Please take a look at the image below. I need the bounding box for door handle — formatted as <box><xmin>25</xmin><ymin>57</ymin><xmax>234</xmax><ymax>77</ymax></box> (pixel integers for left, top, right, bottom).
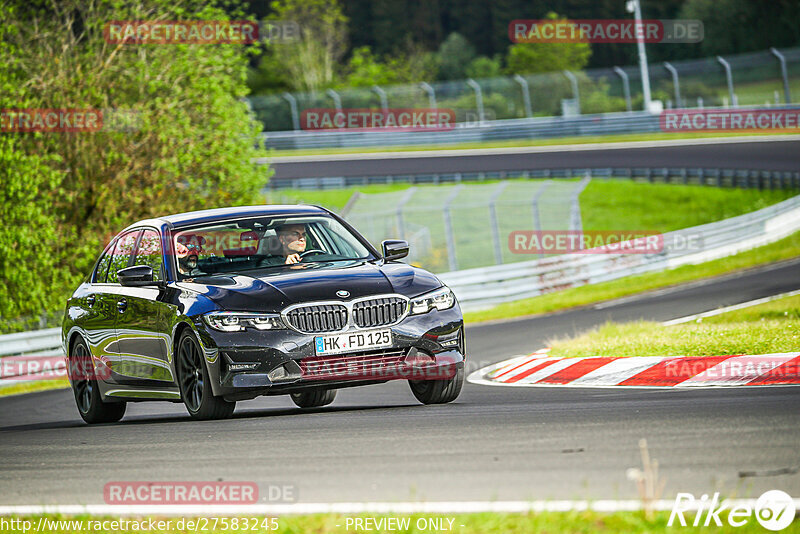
<box><xmin>86</xmin><ymin>295</ymin><xmax>96</xmax><ymax>307</ymax></box>
<box><xmin>117</xmin><ymin>298</ymin><xmax>127</xmax><ymax>313</ymax></box>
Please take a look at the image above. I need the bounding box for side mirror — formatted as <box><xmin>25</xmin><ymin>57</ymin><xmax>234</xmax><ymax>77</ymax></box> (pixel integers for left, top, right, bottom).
<box><xmin>118</xmin><ymin>265</ymin><xmax>159</xmax><ymax>287</ymax></box>
<box><xmin>381</xmin><ymin>239</ymin><xmax>409</xmax><ymax>261</ymax></box>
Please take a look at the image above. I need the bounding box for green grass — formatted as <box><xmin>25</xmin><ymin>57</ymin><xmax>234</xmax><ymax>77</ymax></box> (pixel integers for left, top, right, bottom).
<box><xmin>548</xmin><ymin>294</ymin><xmax>800</xmax><ymax>358</ymax></box>
<box><xmin>0</xmin><ymin>379</ymin><xmax>69</xmax><ymax>398</ymax></box>
<box><xmin>265</xmin><ymin>130</ymin><xmax>796</xmax><ymax>157</ymax></box>
<box><xmin>1</xmin><ymin>512</ymin><xmax>794</xmax><ymax>533</ymax></box>
<box><xmin>464</xmin><ymin>230</ymin><xmax>800</xmax><ymax>323</ymax></box>
<box><xmin>268</xmin><ymin>179</ymin><xmax>796</xmax><ymax>229</ymax></box>
<box><xmin>580</xmin><ymin>181</ymin><xmax>795</xmax><ymax>232</ymax></box>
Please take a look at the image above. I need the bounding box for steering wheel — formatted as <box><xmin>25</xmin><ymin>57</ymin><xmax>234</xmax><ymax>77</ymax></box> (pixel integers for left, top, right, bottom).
<box><xmin>299</xmin><ymin>249</ymin><xmax>326</xmax><ymax>259</ymax></box>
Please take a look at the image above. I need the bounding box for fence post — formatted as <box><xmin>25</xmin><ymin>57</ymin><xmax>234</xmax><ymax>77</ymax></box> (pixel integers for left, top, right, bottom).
<box><xmin>326</xmin><ymin>89</ymin><xmax>342</xmax><ymax>112</ymax></box>
<box><xmin>466</xmin><ymin>79</ymin><xmax>485</xmax><ymax>123</ymax></box>
<box><xmin>770</xmin><ymin>48</ymin><xmax>792</xmax><ymax>104</ymax></box>
<box><xmin>563</xmin><ymin>70</ymin><xmax>580</xmax><ymax>113</ymax></box>
<box><xmin>513</xmin><ymin>74</ymin><xmax>533</xmax><ymax>117</ymax></box>
<box><xmin>395</xmin><ymin>187</ymin><xmax>417</xmax><ymax>240</ymax></box>
<box><xmin>489</xmin><ymin>182</ymin><xmax>510</xmax><ymax>265</ymax></box>
<box><xmin>663</xmin><ymin>62</ymin><xmax>682</xmax><ymax>108</ymax></box>
<box><xmin>419</xmin><ymin>82</ymin><xmax>437</xmax><ymax>110</ymax></box>
<box><xmin>442</xmin><ymin>185</ymin><xmax>464</xmax><ymax>271</ymax></box>
<box><xmin>371</xmin><ymin>85</ymin><xmax>389</xmax><ymax>114</ymax></box>
<box><xmin>716</xmin><ymin>56</ymin><xmax>737</xmax><ymax>107</ymax></box>
<box><xmin>282</xmin><ymin>92</ymin><xmax>300</xmax><ymax>131</ymax></box>
<box><xmin>613</xmin><ymin>67</ymin><xmax>632</xmax><ymax>112</ymax></box>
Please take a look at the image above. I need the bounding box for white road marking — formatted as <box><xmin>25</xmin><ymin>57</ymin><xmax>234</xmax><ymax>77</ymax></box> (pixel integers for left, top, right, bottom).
<box><xmin>662</xmin><ymin>289</ymin><xmax>800</xmax><ymax>325</ymax></box>
<box><xmin>3</xmin><ymin>498</ymin><xmax>798</xmax><ymax>515</ymax></box>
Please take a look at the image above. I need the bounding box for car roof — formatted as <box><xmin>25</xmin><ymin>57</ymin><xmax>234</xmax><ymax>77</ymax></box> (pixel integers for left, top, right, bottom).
<box><xmin>124</xmin><ymin>205</ymin><xmax>330</xmax><ymax>231</ymax></box>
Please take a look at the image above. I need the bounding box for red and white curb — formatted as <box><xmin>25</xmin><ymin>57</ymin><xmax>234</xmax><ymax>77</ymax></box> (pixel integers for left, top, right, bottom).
<box><xmin>468</xmin><ymin>349</ymin><xmax>800</xmax><ymax>388</ymax></box>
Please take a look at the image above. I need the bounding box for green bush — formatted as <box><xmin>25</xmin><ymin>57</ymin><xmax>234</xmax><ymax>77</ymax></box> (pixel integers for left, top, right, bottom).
<box><xmin>0</xmin><ymin>0</ymin><xmax>269</xmax><ymax>330</ymax></box>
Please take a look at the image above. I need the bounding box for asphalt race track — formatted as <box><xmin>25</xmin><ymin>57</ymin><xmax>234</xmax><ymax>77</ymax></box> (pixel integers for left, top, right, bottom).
<box><xmin>268</xmin><ymin>137</ymin><xmax>800</xmax><ymax>180</ymax></box>
<box><xmin>1</xmin><ymin>259</ymin><xmax>799</xmax><ymax>505</ymax></box>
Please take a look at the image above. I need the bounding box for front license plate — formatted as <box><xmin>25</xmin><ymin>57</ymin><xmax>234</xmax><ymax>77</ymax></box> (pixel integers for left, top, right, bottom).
<box><xmin>315</xmin><ymin>329</ymin><xmax>392</xmax><ymax>356</ymax></box>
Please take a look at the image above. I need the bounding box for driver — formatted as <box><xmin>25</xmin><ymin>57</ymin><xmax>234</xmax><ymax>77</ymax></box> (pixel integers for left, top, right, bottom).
<box><xmin>276</xmin><ymin>223</ymin><xmax>307</xmax><ymax>264</ymax></box>
<box><xmin>176</xmin><ymin>238</ymin><xmax>203</xmax><ymax>276</ymax></box>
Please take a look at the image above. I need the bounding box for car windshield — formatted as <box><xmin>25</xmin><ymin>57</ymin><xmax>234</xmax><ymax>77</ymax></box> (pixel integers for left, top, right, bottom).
<box><xmin>171</xmin><ymin>215</ymin><xmax>374</xmax><ymax>280</ymax></box>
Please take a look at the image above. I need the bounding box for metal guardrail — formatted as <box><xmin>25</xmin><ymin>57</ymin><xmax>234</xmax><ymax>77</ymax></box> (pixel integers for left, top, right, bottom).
<box><xmin>0</xmin><ymin>328</ymin><xmax>62</xmax><ymax>358</ymax></box>
<box><xmin>260</xmin><ymin>104</ymin><xmax>800</xmax><ymax>151</ymax></box>
<box><xmin>261</xmin><ymin>110</ymin><xmax>662</xmax><ymax>150</ymax></box>
<box><xmin>0</xmin><ymin>328</ymin><xmax>64</xmax><ymax>386</ymax></box>
<box><xmin>440</xmin><ymin>194</ymin><xmax>800</xmax><ymax>310</ymax></box>
<box><xmin>271</xmin><ymin>166</ymin><xmax>800</xmax><ymax>190</ymax></box>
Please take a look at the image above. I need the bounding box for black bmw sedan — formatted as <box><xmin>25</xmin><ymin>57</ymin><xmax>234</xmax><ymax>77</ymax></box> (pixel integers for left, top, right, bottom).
<box><xmin>62</xmin><ymin>205</ymin><xmax>465</xmax><ymax>423</ymax></box>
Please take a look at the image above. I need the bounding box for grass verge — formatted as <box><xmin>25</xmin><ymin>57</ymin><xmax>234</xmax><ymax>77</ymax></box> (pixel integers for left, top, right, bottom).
<box><xmin>265</xmin><ymin>131</ymin><xmax>797</xmax><ymax>157</ymax></box>
<box><xmin>267</xmin><ymin>179</ymin><xmax>796</xmax><ymax>232</ymax></box>
<box><xmin>548</xmin><ymin>294</ymin><xmax>800</xmax><ymax>358</ymax></box>
<box><xmin>0</xmin><ymin>512</ymin><xmax>791</xmax><ymax>533</ymax></box>
<box><xmin>464</xmin><ymin>230</ymin><xmax>800</xmax><ymax>324</ymax></box>
<box><xmin>0</xmin><ymin>379</ymin><xmax>69</xmax><ymax>398</ymax></box>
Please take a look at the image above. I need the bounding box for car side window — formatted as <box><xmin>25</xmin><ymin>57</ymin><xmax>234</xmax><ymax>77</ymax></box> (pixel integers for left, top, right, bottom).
<box><xmin>134</xmin><ymin>229</ymin><xmax>164</xmax><ymax>281</ymax></box>
<box><xmin>106</xmin><ymin>230</ymin><xmax>141</xmax><ymax>284</ymax></box>
<box><xmin>94</xmin><ymin>243</ymin><xmax>115</xmax><ymax>283</ymax></box>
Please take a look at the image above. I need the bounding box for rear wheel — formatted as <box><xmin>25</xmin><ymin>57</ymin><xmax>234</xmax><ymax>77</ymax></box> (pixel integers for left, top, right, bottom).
<box><xmin>70</xmin><ymin>338</ymin><xmax>126</xmax><ymax>424</ymax></box>
<box><xmin>177</xmin><ymin>330</ymin><xmax>236</xmax><ymax>420</ymax></box>
<box><xmin>409</xmin><ymin>365</ymin><xmax>464</xmax><ymax>405</ymax></box>
<box><xmin>291</xmin><ymin>388</ymin><xmax>337</xmax><ymax>408</ymax></box>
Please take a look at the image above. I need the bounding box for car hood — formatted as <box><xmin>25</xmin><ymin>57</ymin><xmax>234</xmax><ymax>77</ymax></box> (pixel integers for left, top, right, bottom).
<box><xmin>177</xmin><ymin>261</ymin><xmax>442</xmax><ymax>313</ymax></box>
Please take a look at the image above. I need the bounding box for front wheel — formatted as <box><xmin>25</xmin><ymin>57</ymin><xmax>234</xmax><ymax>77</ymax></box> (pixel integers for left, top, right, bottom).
<box><xmin>70</xmin><ymin>338</ymin><xmax>126</xmax><ymax>424</ymax></box>
<box><xmin>177</xmin><ymin>330</ymin><xmax>235</xmax><ymax>420</ymax></box>
<box><xmin>409</xmin><ymin>366</ymin><xmax>464</xmax><ymax>405</ymax></box>
<box><xmin>291</xmin><ymin>388</ymin><xmax>337</xmax><ymax>408</ymax></box>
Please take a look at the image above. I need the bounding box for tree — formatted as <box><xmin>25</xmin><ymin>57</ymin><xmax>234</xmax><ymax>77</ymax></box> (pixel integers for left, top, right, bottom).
<box><xmin>436</xmin><ymin>32</ymin><xmax>476</xmax><ymax>81</ymax></box>
<box><xmin>466</xmin><ymin>56</ymin><xmax>503</xmax><ymax>79</ymax></box>
<box><xmin>344</xmin><ymin>45</ymin><xmax>438</xmax><ymax>87</ymax></box>
<box><xmin>267</xmin><ymin>0</ymin><xmax>349</xmax><ymax>92</ymax></box>
<box><xmin>504</xmin><ymin>13</ymin><xmax>591</xmax><ymax>75</ymax></box>
<box><xmin>680</xmin><ymin>0</ymin><xmax>800</xmax><ymax>57</ymax></box>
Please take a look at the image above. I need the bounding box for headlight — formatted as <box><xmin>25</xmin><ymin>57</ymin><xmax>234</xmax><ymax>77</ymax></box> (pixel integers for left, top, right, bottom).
<box><xmin>203</xmin><ymin>312</ymin><xmax>286</xmax><ymax>332</ymax></box>
<box><xmin>409</xmin><ymin>286</ymin><xmax>456</xmax><ymax>315</ymax></box>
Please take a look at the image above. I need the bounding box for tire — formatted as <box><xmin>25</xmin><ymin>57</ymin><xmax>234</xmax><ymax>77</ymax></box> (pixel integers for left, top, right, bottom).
<box><xmin>409</xmin><ymin>365</ymin><xmax>464</xmax><ymax>405</ymax></box>
<box><xmin>177</xmin><ymin>330</ymin><xmax>236</xmax><ymax>420</ymax></box>
<box><xmin>70</xmin><ymin>338</ymin><xmax>126</xmax><ymax>424</ymax></box>
<box><xmin>291</xmin><ymin>388</ymin><xmax>337</xmax><ymax>408</ymax></box>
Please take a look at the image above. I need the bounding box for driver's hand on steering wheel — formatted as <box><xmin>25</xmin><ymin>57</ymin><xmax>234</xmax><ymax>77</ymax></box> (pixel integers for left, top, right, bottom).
<box><xmin>285</xmin><ymin>253</ymin><xmax>301</xmax><ymax>264</ymax></box>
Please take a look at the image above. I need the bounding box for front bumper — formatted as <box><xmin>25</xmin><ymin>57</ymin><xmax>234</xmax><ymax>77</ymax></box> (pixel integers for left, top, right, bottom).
<box><xmin>194</xmin><ymin>305</ymin><xmax>465</xmax><ymax>401</ymax></box>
